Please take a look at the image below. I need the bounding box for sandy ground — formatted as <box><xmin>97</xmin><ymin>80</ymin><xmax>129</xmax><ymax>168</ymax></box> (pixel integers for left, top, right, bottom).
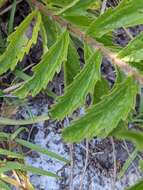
<box><xmin>19</xmin><ymin>102</ymin><xmax>141</xmax><ymax>190</ymax></box>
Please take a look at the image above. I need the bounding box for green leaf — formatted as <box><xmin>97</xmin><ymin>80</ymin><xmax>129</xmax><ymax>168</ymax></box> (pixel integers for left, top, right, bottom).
<box><xmin>63</xmin><ymin>15</ymin><xmax>93</xmax><ymax>29</ymax></box>
<box><xmin>13</xmin><ymin>30</ymin><xmax>69</xmax><ymax>98</ymax></box>
<box><xmin>118</xmin><ymin>32</ymin><xmax>143</xmax><ymax>62</ymax></box>
<box><xmin>0</xmin><ymin>180</ymin><xmax>11</xmax><ymax>190</ymax></box>
<box><xmin>15</xmin><ymin>139</ymin><xmax>68</xmax><ymax>163</ymax></box>
<box><xmin>58</xmin><ymin>0</ymin><xmax>94</xmax><ymax>15</ymax></box>
<box><xmin>0</xmin><ymin>148</ymin><xmax>23</xmax><ymax>159</ymax></box>
<box><xmin>50</xmin><ymin>50</ymin><xmax>102</xmax><ymax>120</ymax></box>
<box><xmin>62</xmin><ymin>77</ymin><xmax>138</xmax><ymax>143</ymax></box>
<box><xmin>93</xmin><ymin>76</ymin><xmax>110</xmax><ymax>104</ymax></box>
<box><xmin>126</xmin><ymin>179</ymin><xmax>143</xmax><ymax>190</ymax></box>
<box><xmin>0</xmin><ymin>11</ymin><xmax>41</xmax><ymax>75</ymax></box>
<box><xmin>87</xmin><ymin>0</ymin><xmax>143</xmax><ymax>38</ymax></box>
<box><xmin>0</xmin><ymin>162</ymin><xmax>59</xmax><ymax>178</ymax></box>
<box><xmin>0</xmin><ymin>115</ymin><xmax>49</xmax><ymax>125</ymax></box>
<box><xmin>64</xmin><ymin>40</ymin><xmax>80</xmax><ymax>86</ymax></box>
<box><xmin>41</xmin><ymin>14</ymin><xmax>59</xmax><ymax>48</ymax></box>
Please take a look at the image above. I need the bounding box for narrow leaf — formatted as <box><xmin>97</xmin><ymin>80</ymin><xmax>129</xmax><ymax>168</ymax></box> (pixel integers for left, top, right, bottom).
<box><xmin>64</xmin><ymin>40</ymin><xmax>80</xmax><ymax>86</ymax></box>
<box><xmin>87</xmin><ymin>0</ymin><xmax>143</xmax><ymax>38</ymax></box>
<box><xmin>0</xmin><ymin>11</ymin><xmax>41</xmax><ymax>74</ymax></box>
<box><xmin>15</xmin><ymin>139</ymin><xmax>68</xmax><ymax>163</ymax></box>
<box><xmin>0</xmin><ymin>162</ymin><xmax>59</xmax><ymax>178</ymax></box>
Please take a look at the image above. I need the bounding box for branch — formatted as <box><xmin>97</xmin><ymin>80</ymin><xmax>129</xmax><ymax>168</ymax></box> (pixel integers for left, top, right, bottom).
<box><xmin>30</xmin><ymin>0</ymin><xmax>143</xmax><ymax>85</ymax></box>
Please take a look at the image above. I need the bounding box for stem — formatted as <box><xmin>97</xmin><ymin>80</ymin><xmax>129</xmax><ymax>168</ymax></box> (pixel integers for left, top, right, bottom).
<box><xmin>29</xmin><ymin>0</ymin><xmax>143</xmax><ymax>85</ymax></box>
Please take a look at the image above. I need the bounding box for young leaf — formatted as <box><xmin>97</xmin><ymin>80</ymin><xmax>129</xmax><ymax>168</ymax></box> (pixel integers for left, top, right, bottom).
<box><xmin>50</xmin><ymin>50</ymin><xmax>102</xmax><ymax>120</ymax></box>
<box><xmin>0</xmin><ymin>162</ymin><xmax>59</xmax><ymax>178</ymax></box>
<box><xmin>87</xmin><ymin>0</ymin><xmax>143</xmax><ymax>38</ymax></box>
<box><xmin>0</xmin><ymin>11</ymin><xmax>41</xmax><ymax>75</ymax></box>
<box><xmin>64</xmin><ymin>40</ymin><xmax>80</xmax><ymax>86</ymax></box>
<box><xmin>62</xmin><ymin>77</ymin><xmax>138</xmax><ymax>143</ymax></box>
<box><xmin>13</xmin><ymin>30</ymin><xmax>69</xmax><ymax>98</ymax></box>
<box><xmin>15</xmin><ymin>139</ymin><xmax>68</xmax><ymax>163</ymax></box>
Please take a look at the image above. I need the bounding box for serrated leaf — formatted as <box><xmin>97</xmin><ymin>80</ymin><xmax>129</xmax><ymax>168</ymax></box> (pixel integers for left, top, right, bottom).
<box><xmin>0</xmin><ymin>162</ymin><xmax>59</xmax><ymax>178</ymax></box>
<box><xmin>13</xmin><ymin>30</ymin><xmax>69</xmax><ymax>98</ymax></box>
<box><xmin>15</xmin><ymin>139</ymin><xmax>68</xmax><ymax>163</ymax></box>
<box><xmin>62</xmin><ymin>77</ymin><xmax>138</xmax><ymax>143</ymax></box>
<box><xmin>64</xmin><ymin>40</ymin><xmax>80</xmax><ymax>86</ymax></box>
<box><xmin>0</xmin><ymin>11</ymin><xmax>41</xmax><ymax>75</ymax></box>
<box><xmin>50</xmin><ymin>50</ymin><xmax>102</xmax><ymax>120</ymax></box>
<box><xmin>87</xmin><ymin>0</ymin><xmax>143</xmax><ymax>38</ymax></box>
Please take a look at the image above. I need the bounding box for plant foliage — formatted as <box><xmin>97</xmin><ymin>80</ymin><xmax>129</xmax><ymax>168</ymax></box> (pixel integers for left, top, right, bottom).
<box><xmin>1</xmin><ymin>0</ymin><xmax>143</xmax><ymax>189</ymax></box>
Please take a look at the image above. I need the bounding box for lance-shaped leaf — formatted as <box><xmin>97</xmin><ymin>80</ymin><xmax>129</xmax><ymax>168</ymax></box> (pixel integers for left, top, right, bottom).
<box><xmin>87</xmin><ymin>0</ymin><xmax>143</xmax><ymax>38</ymax></box>
<box><xmin>15</xmin><ymin>139</ymin><xmax>68</xmax><ymax>163</ymax></box>
<box><xmin>50</xmin><ymin>51</ymin><xmax>102</xmax><ymax>120</ymax></box>
<box><xmin>64</xmin><ymin>40</ymin><xmax>80</xmax><ymax>86</ymax></box>
<box><xmin>118</xmin><ymin>32</ymin><xmax>143</xmax><ymax>62</ymax></box>
<box><xmin>0</xmin><ymin>11</ymin><xmax>41</xmax><ymax>75</ymax></box>
<box><xmin>0</xmin><ymin>162</ymin><xmax>59</xmax><ymax>178</ymax></box>
<box><xmin>13</xmin><ymin>30</ymin><xmax>69</xmax><ymax>98</ymax></box>
<box><xmin>93</xmin><ymin>76</ymin><xmax>110</xmax><ymax>104</ymax></box>
<box><xmin>62</xmin><ymin>77</ymin><xmax>138</xmax><ymax>143</ymax></box>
